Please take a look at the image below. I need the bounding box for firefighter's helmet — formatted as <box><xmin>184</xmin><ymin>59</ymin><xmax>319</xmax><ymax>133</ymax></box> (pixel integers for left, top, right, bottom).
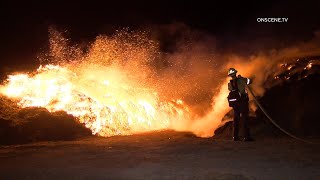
<box><xmin>228</xmin><ymin>68</ymin><xmax>237</xmax><ymax>76</ymax></box>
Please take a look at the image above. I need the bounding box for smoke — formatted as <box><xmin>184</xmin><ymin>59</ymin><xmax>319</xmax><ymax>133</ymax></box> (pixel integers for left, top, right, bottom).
<box><xmin>192</xmin><ymin>32</ymin><xmax>320</xmax><ymax>137</ymax></box>
<box><xmin>151</xmin><ymin>24</ymin><xmax>320</xmax><ymax>137</ymax></box>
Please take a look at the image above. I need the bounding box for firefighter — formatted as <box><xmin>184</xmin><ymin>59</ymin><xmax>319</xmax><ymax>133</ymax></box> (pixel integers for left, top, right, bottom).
<box><xmin>227</xmin><ymin>68</ymin><xmax>254</xmax><ymax>141</ymax></box>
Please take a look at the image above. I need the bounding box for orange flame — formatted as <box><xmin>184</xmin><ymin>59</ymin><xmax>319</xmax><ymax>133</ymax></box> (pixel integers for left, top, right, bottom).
<box><xmin>1</xmin><ymin>29</ymin><xmax>244</xmax><ymax>138</ymax></box>
<box><xmin>0</xmin><ymin>28</ymin><xmax>194</xmax><ymax>137</ymax></box>
<box><xmin>0</xmin><ymin>64</ymin><xmax>191</xmax><ymax>136</ymax></box>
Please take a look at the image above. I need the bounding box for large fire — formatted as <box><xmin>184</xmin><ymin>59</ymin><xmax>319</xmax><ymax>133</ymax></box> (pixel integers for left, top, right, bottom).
<box><xmin>1</xmin><ymin>28</ymin><xmax>318</xmax><ymax>138</ymax></box>
<box><xmin>0</xmin><ymin>64</ymin><xmax>190</xmax><ymax>136</ymax></box>
<box><xmin>0</xmin><ymin>30</ymin><xmax>192</xmax><ymax>137</ymax></box>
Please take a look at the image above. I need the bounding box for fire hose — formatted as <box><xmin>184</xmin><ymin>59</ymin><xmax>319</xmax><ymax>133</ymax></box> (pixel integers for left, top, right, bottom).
<box><xmin>246</xmin><ymin>85</ymin><xmax>318</xmax><ymax>144</ymax></box>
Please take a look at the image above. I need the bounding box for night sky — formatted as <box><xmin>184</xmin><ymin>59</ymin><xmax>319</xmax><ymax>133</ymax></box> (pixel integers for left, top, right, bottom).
<box><xmin>0</xmin><ymin>0</ymin><xmax>319</xmax><ymax>70</ymax></box>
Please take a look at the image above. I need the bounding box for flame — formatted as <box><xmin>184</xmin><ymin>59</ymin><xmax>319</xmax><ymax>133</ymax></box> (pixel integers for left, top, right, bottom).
<box><xmin>287</xmin><ymin>65</ymin><xmax>294</xmax><ymax>70</ymax></box>
<box><xmin>0</xmin><ymin>64</ymin><xmax>191</xmax><ymax>136</ymax></box>
<box><xmin>0</xmin><ymin>29</ymin><xmax>195</xmax><ymax>137</ymax></box>
<box><xmin>304</xmin><ymin>62</ymin><xmax>313</xmax><ymax>70</ymax></box>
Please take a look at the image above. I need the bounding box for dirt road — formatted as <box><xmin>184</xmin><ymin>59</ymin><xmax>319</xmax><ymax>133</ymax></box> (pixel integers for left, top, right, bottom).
<box><xmin>0</xmin><ymin>131</ymin><xmax>319</xmax><ymax>180</ymax></box>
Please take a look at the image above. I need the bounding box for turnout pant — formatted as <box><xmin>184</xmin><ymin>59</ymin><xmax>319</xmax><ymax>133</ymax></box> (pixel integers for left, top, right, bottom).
<box><xmin>232</xmin><ymin>98</ymin><xmax>250</xmax><ymax>139</ymax></box>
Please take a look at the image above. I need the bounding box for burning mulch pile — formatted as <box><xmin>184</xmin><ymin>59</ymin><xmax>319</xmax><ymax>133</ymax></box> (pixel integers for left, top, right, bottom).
<box><xmin>1</xmin><ymin>57</ymin><xmax>319</xmax><ymax>144</ymax></box>
<box><xmin>0</xmin><ymin>96</ymin><xmax>92</xmax><ymax>145</ymax></box>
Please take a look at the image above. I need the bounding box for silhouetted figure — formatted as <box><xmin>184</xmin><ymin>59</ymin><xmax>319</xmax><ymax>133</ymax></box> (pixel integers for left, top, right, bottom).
<box><xmin>227</xmin><ymin>68</ymin><xmax>254</xmax><ymax>141</ymax></box>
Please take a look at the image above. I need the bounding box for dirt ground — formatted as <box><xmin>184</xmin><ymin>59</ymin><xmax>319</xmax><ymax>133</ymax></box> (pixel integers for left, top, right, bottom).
<box><xmin>0</xmin><ymin>130</ymin><xmax>319</xmax><ymax>180</ymax></box>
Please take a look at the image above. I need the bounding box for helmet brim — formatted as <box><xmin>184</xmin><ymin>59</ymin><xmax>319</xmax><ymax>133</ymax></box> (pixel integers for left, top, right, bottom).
<box><xmin>228</xmin><ymin>72</ymin><xmax>236</xmax><ymax>76</ymax></box>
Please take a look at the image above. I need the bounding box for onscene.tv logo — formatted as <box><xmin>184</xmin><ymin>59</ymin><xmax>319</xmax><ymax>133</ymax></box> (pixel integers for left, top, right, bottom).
<box><xmin>257</xmin><ymin>18</ymin><xmax>289</xmax><ymax>23</ymax></box>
